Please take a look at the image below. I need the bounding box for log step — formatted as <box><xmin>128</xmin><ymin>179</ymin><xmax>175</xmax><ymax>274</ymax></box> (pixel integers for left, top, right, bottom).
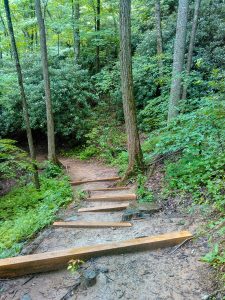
<box><xmin>53</xmin><ymin>221</ymin><xmax>132</xmax><ymax>228</ymax></box>
<box><xmin>87</xmin><ymin>194</ymin><xmax>136</xmax><ymax>202</ymax></box>
<box><xmin>78</xmin><ymin>203</ymin><xmax>129</xmax><ymax>212</ymax></box>
<box><xmin>0</xmin><ymin>231</ymin><xmax>193</xmax><ymax>278</ymax></box>
<box><xmin>71</xmin><ymin>177</ymin><xmax>120</xmax><ymax>186</ymax></box>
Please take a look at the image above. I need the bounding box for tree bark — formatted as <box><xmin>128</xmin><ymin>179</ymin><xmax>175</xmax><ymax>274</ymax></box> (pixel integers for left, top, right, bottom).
<box><xmin>4</xmin><ymin>0</ymin><xmax>40</xmax><ymax>190</ymax></box>
<box><xmin>155</xmin><ymin>0</ymin><xmax>163</xmax><ymax>71</ymax></box>
<box><xmin>72</xmin><ymin>0</ymin><xmax>80</xmax><ymax>62</ymax></box>
<box><xmin>182</xmin><ymin>0</ymin><xmax>201</xmax><ymax>100</ymax></box>
<box><xmin>119</xmin><ymin>0</ymin><xmax>144</xmax><ymax>178</ymax></box>
<box><xmin>168</xmin><ymin>0</ymin><xmax>189</xmax><ymax>122</ymax></box>
<box><xmin>35</xmin><ymin>0</ymin><xmax>57</xmax><ymax>163</ymax></box>
<box><xmin>96</xmin><ymin>0</ymin><xmax>100</xmax><ymax>72</ymax></box>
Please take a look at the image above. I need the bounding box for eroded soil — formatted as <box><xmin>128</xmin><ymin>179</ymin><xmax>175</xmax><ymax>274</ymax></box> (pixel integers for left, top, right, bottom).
<box><xmin>0</xmin><ymin>158</ymin><xmax>214</xmax><ymax>300</ymax></box>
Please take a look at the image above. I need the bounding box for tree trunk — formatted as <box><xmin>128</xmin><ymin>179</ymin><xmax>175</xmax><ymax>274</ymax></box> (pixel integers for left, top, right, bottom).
<box><xmin>4</xmin><ymin>0</ymin><xmax>40</xmax><ymax>190</ymax></box>
<box><xmin>182</xmin><ymin>0</ymin><xmax>201</xmax><ymax>100</ymax></box>
<box><xmin>35</xmin><ymin>0</ymin><xmax>57</xmax><ymax>163</ymax></box>
<box><xmin>96</xmin><ymin>0</ymin><xmax>100</xmax><ymax>72</ymax></box>
<box><xmin>119</xmin><ymin>0</ymin><xmax>144</xmax><ymax>178</ymax></box>
<box><xmin>72</xmin><ymin>0</ymin><xmax>80</xmax><ymax>62</ymax></box>
<box><xmin>155</xmin><ymin>0</ymin><xmax>163</xmax><ymax>71</ymax></box>
<box><xmin>167</xmin><ymin>0</ymin><xmax>189</xmax><ymax>122</ymax></box>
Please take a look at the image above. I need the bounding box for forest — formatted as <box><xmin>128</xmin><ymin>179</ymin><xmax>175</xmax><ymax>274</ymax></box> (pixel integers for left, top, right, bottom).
<box><xmin>0</xmin><ymin>0</ymin><xmax>224</xmax><ymax>298</ymax></box>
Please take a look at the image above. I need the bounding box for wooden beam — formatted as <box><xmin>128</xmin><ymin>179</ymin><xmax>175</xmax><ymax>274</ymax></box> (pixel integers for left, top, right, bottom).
<box><xmin>89</xmin><ymin>187</ymin><xmax>130</xmax><ymax>192</ymax></box>
<box><xmin>53</xmin><ymin>221</ymin><xmax>132</xmax><ymax>228</ymax></box>
<box><xmin>0</xmin><ymin>231</ymin><xmax>193</xmax><ymax>278</ymax></box>
<box><xmin>70</xmin><ymin>177</ymin><xmax>121</xmax><ymax>186</ymax></box>
<box><xmin>78</xmin><ymin>203</ymin><xmax>129</xmax><ymax>212</ymax></box>
<box><xmin>87</xmin><ymin>194</ymin><xmax>136</xmax><ymax>202</ymax></box>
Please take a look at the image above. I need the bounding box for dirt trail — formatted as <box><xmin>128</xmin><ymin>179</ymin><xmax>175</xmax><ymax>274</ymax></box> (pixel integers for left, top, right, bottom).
<box><xmin>0</xmin><ymin>158</ymin><xmax>214</xmax><ymax>300</ymax></box>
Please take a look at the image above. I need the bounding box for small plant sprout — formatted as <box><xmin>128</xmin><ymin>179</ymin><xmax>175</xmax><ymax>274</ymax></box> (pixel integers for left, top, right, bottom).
<box><xmin>67</xmin><ymin>259</ymin><xmax>84</xmax><ymax>273</ymax></box>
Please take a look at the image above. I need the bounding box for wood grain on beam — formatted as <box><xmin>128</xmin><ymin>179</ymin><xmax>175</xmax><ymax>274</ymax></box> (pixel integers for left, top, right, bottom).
<box><xmin>78</xmin><ymin>203</ymin><xmax>129</xmax><ymax>212</ymax></box>
<box><xmin>53</xmin><ymin>221</ymin><xmax>132</xmax><ymax>228</ymax></box>
<box><xmin>0</xmin><ymin>231</ymin><xmax>193</xmax><ymax>278</ymax></box>
<box><xmin>87</xmin><ymin>194</ymin><xmax>136</xmax><ymax>202</ymax></box>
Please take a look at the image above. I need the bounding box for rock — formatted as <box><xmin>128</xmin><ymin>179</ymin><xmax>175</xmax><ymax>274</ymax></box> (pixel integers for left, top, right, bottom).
<box><xmin>201</xmin><ymin>295</ymin><xmax>210</xmax><ymax>300</ymax></box>
<box><xmin>136</xmin><ymin>203</ymin><xmax>161</xmax><ymax>214</ymax></box>
<box><xmin>21</xmin><ymin>294</ymin><xmax>32</xmax><ymax>300</ymax></box>
<box><xmin>122</xmin><ymin>209</ymin><xmax>144</xmax><ymax>221</ymax></box>
<box><xmin>96</xmin><ymin>266</ymin><xmax>109</xmax><ymax>274</ymax></box>
<box><xmin>81</xmin><ymin>268</ymin><xmax>97</xmax><ymax>287</ymax></box>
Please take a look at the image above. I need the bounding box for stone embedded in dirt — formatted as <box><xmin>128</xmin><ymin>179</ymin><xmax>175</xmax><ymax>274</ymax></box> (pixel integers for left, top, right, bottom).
<box><xmin>135</xmin><ymin>203</ymin><xmax>161</xmax><ymax>214</ymax></box>
<box><xmin>81</xmin><ymin>268</ymin><xmax>97</xmax><ymax>287</ymax></box>
<box><xmin>122</xmin><ymin>209</ymin><xmax>144</xmax><ymax>221</ymax></box>
<box><xmin>21</xmin><ymin>294</ymin><xmax>32</xmax><ymax>300</ymax></box>
<box><xmin>96</xmin><ymin>266</ymin><xmax>109</xmax><ymax>274</ymax></box>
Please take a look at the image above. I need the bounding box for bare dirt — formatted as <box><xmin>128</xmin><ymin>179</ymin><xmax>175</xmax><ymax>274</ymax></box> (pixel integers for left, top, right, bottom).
<box><xmin>0</xmin><ymin>158</ymin><xmax>215</xmax><ymax>300</ymax></box>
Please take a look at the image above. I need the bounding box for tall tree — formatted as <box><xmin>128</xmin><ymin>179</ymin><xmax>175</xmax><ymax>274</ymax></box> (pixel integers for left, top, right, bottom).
<box><xmin>119</xmin><ymin>0</ymin><xmax>143</xmax><ymax>178</ymax></box>
<box><xmin>168</xmin><ymin>0</ymin><xmax>189</xmax><ymax>122</ymax></box>
<box><xmin>35</xmin><ymin>0</ymin><xmax>57</xmax><ymax>163</ymax></box>
<box><xmin>72</xmin><ymin>0</ymin><xmax>80</xmax><ymax>62</ymax></box>
<box><xmin>96</xmin><ymin>0</ymin><xmax>100</xmax><ymax>72</ymax></box>
<box><xmin>4</xmin><ymin>0</ymin><xmax>40</xmax><ymax>189</ymax></box>
<box><xmin>155</xmin><ymin>0</ymin><xmax>163</xmax><ymax>71</ymax></box>
<box><xmin>182</xmin><ymin>0</ymin><xmax>201</xmax><ymax>100</ymax></box>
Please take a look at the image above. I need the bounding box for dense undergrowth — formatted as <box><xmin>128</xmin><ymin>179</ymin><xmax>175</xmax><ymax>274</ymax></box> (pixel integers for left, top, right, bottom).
<box><xmin>0</xmin><ymin>161</ymin><xmax>73</xmax><ymax>259</ymax></box>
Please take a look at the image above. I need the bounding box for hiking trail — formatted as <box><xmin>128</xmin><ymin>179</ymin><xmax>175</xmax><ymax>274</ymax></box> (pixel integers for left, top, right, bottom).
<box><xmin>0</xmin><ymin>157</ymin><xmax>213</xmax><ymax>300</ymax></box>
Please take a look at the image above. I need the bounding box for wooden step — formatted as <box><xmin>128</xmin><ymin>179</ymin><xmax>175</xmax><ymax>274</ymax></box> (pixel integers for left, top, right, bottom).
<box><xmin>0</xmin><ymin>231</ymin><xmax>193</xmax><ymax>278</ymax></box>
<box><xmin>53</xmin><ymin>221</ymin><xmax>132</xmax><ymax>228</ymax></box>
<box><xmin>87</xmin><ymin>194</ymin><xmax>136</xmax><ymax>202</ymax></box>
<box><xmin>78</xmin><ymin>203</ymin><xmax>129</xmax><ymax>212</ymax></box>
<box><xmin>71</xmin><ymin>177</ymin><xmax>120</xmax><ymax>186</ymax></box>
<box><xmin>89</xmin><ymin>187</ymin><xmax>130</xmax><ymax>192</ymax></box>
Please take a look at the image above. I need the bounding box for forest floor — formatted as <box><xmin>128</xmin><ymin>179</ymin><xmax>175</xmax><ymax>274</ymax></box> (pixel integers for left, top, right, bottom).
<box><xmin>0</xmin><ymin>157</ymin><xmax>216</xmax><ymax>300</ymax></box>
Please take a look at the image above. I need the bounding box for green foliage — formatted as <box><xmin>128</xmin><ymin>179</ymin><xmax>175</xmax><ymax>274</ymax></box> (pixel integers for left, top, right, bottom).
<box><xmin>0</xmin><ymin>58</ymin><xmax>97</xmax><ymax>142</ymax></box>
<box><xmin>42</xmin><ymin>161</ymin><xmax>63</xmax><ymax>178</ymax></box>
<box><xmin>144</xmin><ymin>97</ymin><xmax>225</xmax><ymax>211</ymax></box>
<box><xmin>202</xmin><ymin>244</ymin><xmax>225</xmax><ymax>269</ymax></box>
<box><xmin>63</xmin><ymin>118</ymin><xmax>127</xmax><ymax>168</ymax></box>
<box><xmin>0</xmin><ymin>175</ymin><xmax>72</xmax><ymax>258</ymax></box>
<box><xmin>79</xmin><ymin>145</ymin><xmax>100</xmax><ymax>160</ymax></box>
<box><xmin>136</xmin><ymin>174</ymin><xmax>154</xmax><ymax>203</ymax></box>
<box><xmin>67</xmin><ymin>259</ymin><xmax>84</xmax><ymax>273</ymax></box>
<box><xmin>111</xmin><ymin>151</ymin><xmax>128</xmax><ymax>175</ymax></box>
<box><xmin>0</xmin><ymin>139</ymin><xmax>32</xmax><ymax>180</ymax></box>
<box><xmin>73</xmin><ymin>188</ymin><xmax>88</xmax><ymax>204</ymax></box>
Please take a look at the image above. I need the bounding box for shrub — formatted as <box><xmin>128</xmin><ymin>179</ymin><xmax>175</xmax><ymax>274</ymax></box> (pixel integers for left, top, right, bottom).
<box><xmin>0</xmin><ymin>139</ymin><xmax>32</xmax><ymax>181</ymax></box>
<box><xmin>0</xmin><ymin>174</ymin><xmax>72</xmax><ymax>258</ymax></box>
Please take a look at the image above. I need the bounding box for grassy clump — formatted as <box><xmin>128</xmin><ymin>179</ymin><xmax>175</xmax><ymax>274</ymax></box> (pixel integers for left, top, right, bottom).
<box><xmin>0</xmin><ymin>174</ymin><xmax>73</xmax><ymax>258</ymax></box>
<box><xmin>136</xmin><ymin>174</ymin><xmax>154</xmax><ymax>203</ymax></box>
